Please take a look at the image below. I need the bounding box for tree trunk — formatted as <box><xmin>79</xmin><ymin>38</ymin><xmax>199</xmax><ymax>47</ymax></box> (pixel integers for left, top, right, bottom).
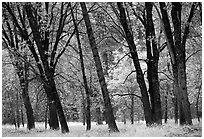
<box><xmin>20</xmin><ymin>102</ymin><xmax>24</xmax><ymax>127</ymax></box>
<box><xmin>96</xmin><ymin>107</ymin><xmax>103</xmax><ymax>125</ymax></box>
<box><xmin>145</xmin><ymin>2</ymin><xmax>162</xmax><ymax>125</ymax></box>
<box><xmin>196</xmin><ymin>83</ymin><xmax>201</xmax><ymax>122</ymax></box>
<box><xmin>16</xmin><ymin>92</ymin><xmax>20</xmax><ymax>128</ymax></box>
<box><xmin>44</xmin><ymin>84</ymin><xmax>59</xmax><ymax>130</ymax></box>
<box><xmin>80</xmin><ymin>2</ymin><xmax>119</xmax><ymax>132</ymax></box>
<box><xmin>17</xmin><ymin>66</ymin><xmax>35</xmax><ymax>130</ymax></box>
<box><xmin>44</xmin><ymin>78</ymin><xmax>69</xmax><ymax>133</ymax></box>
<box><xmin>173</xmin><ymin>98</ymin><xmax>178</xmax><ymax>124</ymax></box>
<box><xmin>21</xmin><ymin>88</ymin><xmax>35</xmax><ymax>129</ymax></box>
<box><xmin>117</xmin><ymin>2</ymin><xmax>153</xmax><ymax>126</ymax></box>
<box><xmin>80</xmin><ymin>88</ymin><xmax>86</xmax><ymax>126</ymax></box>
<box><xmin>172</xmin><ymin>52</ymin><xmax>186</xmax><ymax>125</ymax></box>
<box><xmin>103</xmin><ymin>110</ymin><xmax>108</xmax><ymax>124</ymax></box>
<box><xmin>70</xmin><ymin>4</ymin><xmax>91</xmax><ymax>130</ymax></box>
<box><xmin>52</xmin><ymin>80</ymin><xmax>69</xmax><ymax>133</ymax></box>
<box><xmin>122</xmin><ymin>111</ymin><xmax>126</xmax><ymax>124</ymax></box>
<box><xmin>130</xmin><ymin>95</ymin><xmax>134</xmax><ymax>124</ymax></box>
<box><xmin>164</xmin><ymin>92</ymin><xmax>168</xmax><ymax>123</ymax></box>
<box><xmin>171</xmin><ymin>61</ymin><xmax>179</xmax><ymax>124</ymax></box>
<box><xmin>177</xmin><ymin>60</ymin><xmax>192</xmax><ymax>125</ymax></box>
<box><xmin>171</xmin><ymin>3</ymin><xmax>192</xmax><ymax>125</ymax></box>
<box><xmin>45</xmin><ymin>100</ymin><xmax>48</xmax><ymax>129</ymax></box>
<box><xmin>48</xmin><ymin>101</ymin><xmax>59</xmax><ymax>130</ymax></box>
<box><xmin>24</xmin><ymin>3</ymin><xmax>69</xmax><ymax>133</ymax></box>
<box><xmin>159</xmin><ymin>2</ymin><xmax>193</xmax><ymax>125</ymax></box>
<box><xmin>13</xmin><ymin>112</ymin><xmax>17</xmax><ymax>128</ymax></box>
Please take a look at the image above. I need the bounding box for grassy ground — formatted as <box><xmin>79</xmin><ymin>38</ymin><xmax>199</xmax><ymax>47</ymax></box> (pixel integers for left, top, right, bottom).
<box><xmin>2</xmin><ymin>119</ymin><xmax>202</xmax><ymax>137</ymax></box>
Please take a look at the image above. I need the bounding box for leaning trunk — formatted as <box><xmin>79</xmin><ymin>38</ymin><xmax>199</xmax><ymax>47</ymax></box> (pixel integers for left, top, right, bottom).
<box><xmin>117</xmin><ymin>2</ymin><xmax>153</xmax><ymax>126</ymax></box>
<box><xmin>70</xmin><ymin>4</ymin><xmax>91</xmax><ymax>130</ymax></box>
<box><xmin>80</xmin><ymin>2</ymin><xmax>119</xmax><ymax>132</ymax></box>
<box><xmin>45</xmin><ymin>77</ymin><xmax>69</xmax><ymax>133</ymax></box>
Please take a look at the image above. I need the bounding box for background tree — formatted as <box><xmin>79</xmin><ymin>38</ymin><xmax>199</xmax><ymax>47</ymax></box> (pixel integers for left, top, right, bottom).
<box><xmin>2</xmin><ymin>8</ymin><xmax>35</xmax><ymax>129</ymax></box>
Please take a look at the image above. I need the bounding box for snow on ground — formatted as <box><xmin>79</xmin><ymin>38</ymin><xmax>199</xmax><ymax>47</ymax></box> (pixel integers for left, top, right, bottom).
<box><xmin>2</xmin><ymin>119</ymin><xmax>202</xmax><ymax>137</ymax></box>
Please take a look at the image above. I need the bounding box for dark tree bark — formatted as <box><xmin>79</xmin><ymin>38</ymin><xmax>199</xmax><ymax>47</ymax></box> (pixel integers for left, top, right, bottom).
<box><xmin>24</xmin><ymin>3</ymin><xmax>70</xmax><ymax>133</ymax></box>
<box><xmin>16</xmin><ymin>92</ymin><xmax>20</xmax><ymax>128</ymax></box>
<box><xmin>80</xmin><ymin>87</ymin><xmax>86</xmax><ymax>126</ymax></box>
<box><xmin>170</xmin><ymin>60</ymin><xmax>179</xmax><ymax>124</ymax></box>
<box><xmin>164</xmin><ymin>92</ymin><xmax>168</xmax><ymax>123</ymax></box>
<box><xmin>20</xmin><ymin>97</ymin><xmax>24</xmax><ymax>127</ymax></box>
<box><xmin>45</xmin><ymin>95</ymin><xmax>59</xmax><ymax>130</ymax></box>
<box><xmin>130</xmin><ymin>95</ymin><xmax>134</xmax><ymax>124</ymax></box>
<box><xmin>96</xmin><ymin>107</ymin><xmax>103</xmax><ymax>125</ymax></box>
<box><xmin>43</xmin><ymin>77</ymin><xmax>69</xmax><ymax>133</ymax></box>
<box><xmin>45</xmin><ymin>100</ymin><xmax>48</xmax><ymax>129</ymax></box>
<box><xmin>21</xmin><ymin>77</ymin><xmax>35</xmax><ymax>130</ymax></box>
<box><xmin>24</xmin><ymin>3</ymin><xmax>60</xmax><ymax>131</ymax></box>
<box><xmin>70</xmin><ymin>3</ymin><xmax>91</xmax><ymax>130</ymax></box>
<box><xmin>122</xmin><ymin>111</ymin><xmax>126</xmax><ymax>124</ymax></box>
<box><xmin>196</xmin><ymin>82</ymin><xmax>202</xmax><ymax>122</ymax></box>
<box><xmin>15</xmin><ymin>57</ymin><xmax>35</xmax><ymax>130</ymax></box>
<box><xmin>159</xmin><ymin>2</ymin><xmax>196</xmax><ymax>125</ymax></box>
<box><xmin>2</xmin><ymin>13</ymin><xmax>35</xmax><ymax>130</ymax></box>
<box><xmin>145</xmin><ymin>2</ymin><xmax>162</xmax><ymax>125</ymax></box>
<box><xmin>16</xmin><ymin>63</ymin><xmax>35</xmax><ymax>130</ymax></box>
<box><xmin>117</xmin><ymin>2</ymin><xmax>153</xmax><ymax>126</ymax></box>
<box><xmin>172</xmin><ymin>97</ymin><xmax>178</xmax><ymax>124</ymax></box>
<box><xmin>23</xmin><ymin>55</ymin><xmax>35</xmax><ymax>129</ymax></box>
<box><xmin>80</xmin><ymin>2</ymin><xmax>119</xmax><ymax>132</ymax></box>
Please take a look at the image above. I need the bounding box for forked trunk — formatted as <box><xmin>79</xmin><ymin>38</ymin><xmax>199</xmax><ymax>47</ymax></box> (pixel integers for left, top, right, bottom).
<box><xmin>145</xmin><ymin>2</ymin><xmax>162</xmax><ymax>125</ymax></box>
<box><xmin>44</xmin><ymin>84</ymin><xmax>59</xmax><ymax>130</ymax></box>
<box><xmin>46</xmin><ymin>78</ymin><xmax>69</xmax><ymax>133</ymax></box>
<box><xmin>177</xmin><ymin>60</ymin><xmax>192</xmax><ymax>125</ymax></box>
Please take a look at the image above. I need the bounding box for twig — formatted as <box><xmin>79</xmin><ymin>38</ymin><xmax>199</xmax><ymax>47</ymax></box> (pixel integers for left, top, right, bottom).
<box><xmin>108</xmin><ymin>52</ymin><xmax>130</xmax><ymax>74</ymax></box>
<box><xmin>185</xmin><ymin>49</ymin><xmax>202</xmax><ymax>62</ymax></box>
<box><xmin>112</xmin><ymin>93</ymin><xmax>142</xmax><ymax>100</ymax></box>
<box><xmin>123</xmin><ymin>70</ymin><xmax>136</xmax><ymax>84</ymax></box>
<box><xmin>158</xmin><ymin>71</ymin><xmax>174</xmax><ymax>81</ymax></box>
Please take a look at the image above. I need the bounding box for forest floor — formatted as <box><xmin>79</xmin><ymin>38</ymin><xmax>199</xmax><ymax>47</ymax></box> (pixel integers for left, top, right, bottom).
<box><xmin>2</xmin><ymin>119</ymin><xmax>202</xmax><ymax>137</ymax></box>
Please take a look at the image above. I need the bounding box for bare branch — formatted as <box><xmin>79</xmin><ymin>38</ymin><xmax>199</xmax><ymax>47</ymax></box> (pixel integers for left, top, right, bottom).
<box><xmin>182</xmin><ymin>2</ymin><xmax>196</xmax><ymax>48</ymax></box>
<box><xmin>129</xmin><ymin>2</ymin><xmax>146</xmax><ymax>27</ymax></box>
<box><xmin>123</xmin><ymin>70</ymin><xmax>136</xmax><ymax>84</ymax></box>
<box><xmin>108</xmin><ymin>52</ymin><xmax>130</xmax><ymax>74</ymax></box>
<box><xmin>185</xmin><ymin>49</ymin><xmax>202</xmax><ymax>62</ymax></box>
<box><xmin>158</xmin><ymin>71</ymin><xmax>174</xmax><ymax>81</ymax></box>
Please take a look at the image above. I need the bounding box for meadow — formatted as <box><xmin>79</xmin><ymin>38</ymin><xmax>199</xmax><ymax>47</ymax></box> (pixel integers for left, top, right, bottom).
<box><xmin>2</xmin><ymin>119</ymin><xmax>202</xmax><ymax>137</ymax></box>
